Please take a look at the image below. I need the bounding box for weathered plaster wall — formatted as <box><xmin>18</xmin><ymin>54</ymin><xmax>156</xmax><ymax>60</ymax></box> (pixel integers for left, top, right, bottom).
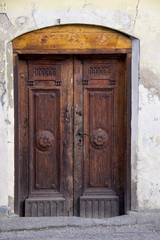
<box><xmin>0</xmin><ymin>0</ymin><xmax>160</xmax><ymax>214</ymax></box>
<box><xmin>133</xmin><ymin>0</ymin><xmax>160</xmax><ymax>210</ymax></box>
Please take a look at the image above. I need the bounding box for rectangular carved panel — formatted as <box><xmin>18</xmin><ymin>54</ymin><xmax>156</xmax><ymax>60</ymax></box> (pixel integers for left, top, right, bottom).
<box><xmin>87</xmin><ymin>89</ymin><xmax>114</xmax><ymax>188</ymax></box>
<box><xmin>25</xmin><ymin>198</ymin><xmax>65</xmax><ymax>217</ymax></box>
<box><xmin>29</xmin><ymin>89</ymin><xmax>60</xmax><ymax>192</ymax></box>
<box><xmin>83</xmin><ymin>62</ymin><xmax>116</xmax><ymax>85</ymax></box>
<box><xmin>28</xmin><ymin>62</ymin><xmax>61</xmax><ymax>85</ymax></box>
<box><xmin>80</xmin><ymin>195</ymin><xmax>119</xmax><ymax>218</ymax></box>
<box><xmin>34</xmin><ymin>65</ymin><xmax>57</xmax><ymax>78</ymax></box>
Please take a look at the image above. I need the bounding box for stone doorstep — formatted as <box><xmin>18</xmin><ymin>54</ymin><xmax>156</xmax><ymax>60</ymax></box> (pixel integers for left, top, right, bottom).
<box><xmin>0</xmin><ymin>211</ymin><xmax>160</xmax><ymax>232</ymax></box>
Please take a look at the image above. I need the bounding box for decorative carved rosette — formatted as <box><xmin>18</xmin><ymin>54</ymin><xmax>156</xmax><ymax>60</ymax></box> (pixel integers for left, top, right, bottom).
<box><xmin>90</xmin><ymin>129</ymin><xmax>108</xmax><ymax>149</ymax></box>
<box><xmin>36</xmin><ymin>130</ymin><xmax>55</xmax><ymax>151</ymax></box>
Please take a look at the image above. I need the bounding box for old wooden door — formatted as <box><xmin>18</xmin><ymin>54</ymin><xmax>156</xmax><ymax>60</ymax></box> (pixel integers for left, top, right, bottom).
<box><xmin>17</xmin><ymin>54</ymin><xmax>127</xmax><ymax>218</ymax></box>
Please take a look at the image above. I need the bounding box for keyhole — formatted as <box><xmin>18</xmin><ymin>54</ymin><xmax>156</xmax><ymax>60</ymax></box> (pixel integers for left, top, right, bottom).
<box><xmin>78</xmin><ymin>138</ymin><xmax>82</xmax><ymax>146</ymax></box>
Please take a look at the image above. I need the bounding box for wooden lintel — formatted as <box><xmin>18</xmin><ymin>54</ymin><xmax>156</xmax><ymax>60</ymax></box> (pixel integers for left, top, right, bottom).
<box><xmin>13</xmin><ymin>24</ymin><xmax>132</xmax><ymax>52</ymax></box>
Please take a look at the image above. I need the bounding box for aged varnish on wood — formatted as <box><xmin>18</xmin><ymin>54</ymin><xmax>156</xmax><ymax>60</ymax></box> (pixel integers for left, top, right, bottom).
<box><xmin>13</xmin><ymin>24</ymin><xmax>131</xmax><ymax>218</ymax></box>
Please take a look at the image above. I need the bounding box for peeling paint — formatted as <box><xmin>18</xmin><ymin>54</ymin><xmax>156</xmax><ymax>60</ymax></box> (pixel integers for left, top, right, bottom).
<box><xmin>15</xmin><ymin>16</ymin><xmax>28</xmax><ymax>27</ymax></box>
<box><xmin>0</xmin><ymin>82</ymin><xmax>6</xmax><ymax>107</ymax></box>
<box><xmin>5</xmin><ymin>119</ymin><xmax>11</xmax><ymax>124</ymax></box>
<box><xmin>140</xmin><ymin>68</ymin><xmax>160</xmax><ymax>98</ymax></box>
<box><xmin>138</xmin><ymin>84</ymin><xmax>160</xmax><ymax>210</ymax></box>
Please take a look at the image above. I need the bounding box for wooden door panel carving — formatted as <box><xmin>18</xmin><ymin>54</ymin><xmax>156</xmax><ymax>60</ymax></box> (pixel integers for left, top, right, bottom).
<box><xmin>28</xmin><ymin>60</ymin><xmax>62</xmax><ymax>86</ymax></box>
<box><xmin>23</xmin><ymin>56</ymin><xmax>74</xmax><ymax>217</ymax></box>
<box><xmin>82</xmin><ymin>60</ymin><xmax>116</xmax><ymax>85</ymax></box>
<box><xmin>86</xmin><ymin>89</ymin><xmax>114</xmax><ymax>188</ymax></box>
<box><xmin>17</xmin><ymin>54</ymin><xmax>127</xmax><ymax>218</ymax></box>
<box><xmin>29</xmin><ymin>89</ymin><xmax>60</xmax><ymax>192</ymax></box>
<box><xmin>78</xmin><ymin>57</ymin><xmax>125</xmax><ymax>218</ymax></box>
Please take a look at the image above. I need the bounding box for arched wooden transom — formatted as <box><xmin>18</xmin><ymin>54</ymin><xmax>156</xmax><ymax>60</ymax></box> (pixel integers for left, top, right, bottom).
<box><xmin>13</xmin><ymin>24</ymin><xmax>131</xmax><ymax>53</ymax></box>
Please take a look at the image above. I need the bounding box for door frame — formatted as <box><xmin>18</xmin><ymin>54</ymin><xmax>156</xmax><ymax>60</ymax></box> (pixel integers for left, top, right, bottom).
<box><xmin>13</xmin><ymin>24</ymin><xmax>131</xmax><ymax>216</ymax></box>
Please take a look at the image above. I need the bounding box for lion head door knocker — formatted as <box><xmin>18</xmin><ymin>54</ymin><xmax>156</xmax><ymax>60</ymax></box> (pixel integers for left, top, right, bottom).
<box><xmin>90</xmin><ymin>129</ymin><xmax>108</xmax><ymax>149</ymax></box>
<box><xmin>36</xmin><ymin>130</ymin><xmax>55</xmax><ymax>151</ymax></box>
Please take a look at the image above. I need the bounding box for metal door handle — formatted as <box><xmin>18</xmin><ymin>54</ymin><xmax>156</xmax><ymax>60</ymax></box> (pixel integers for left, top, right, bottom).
<box><xmin>78</xmin><ymin>130</ymin><xmax>89</xmax><ymax>136</ymax></box>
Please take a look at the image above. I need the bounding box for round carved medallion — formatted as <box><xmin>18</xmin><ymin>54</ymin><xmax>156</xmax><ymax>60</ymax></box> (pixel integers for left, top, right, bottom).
<box><xmin>36</xmin><ymin>130</ymin><xmax>55</xmax><ymax>151</ymax></box>
<box><xmin>90</xmin><ymin>129</ymin><xmax>108</xmax><ymax>149</ymax></box>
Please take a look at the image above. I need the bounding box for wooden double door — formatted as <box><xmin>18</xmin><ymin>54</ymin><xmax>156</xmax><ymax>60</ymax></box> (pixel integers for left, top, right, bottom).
<box><xmin>17</xmin><ymin>54</ymin><xmax>127</xmax><ymax>218</ymax></box>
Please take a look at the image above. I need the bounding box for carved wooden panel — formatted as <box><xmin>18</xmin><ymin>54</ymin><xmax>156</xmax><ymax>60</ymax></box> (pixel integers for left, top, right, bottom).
<box><xmin>28</xmin><ymin>61</ymin><xmax>61</xmax><ymax>86</ymax></box>
<box><xmin>78</xmin><ymin>56</ymin><xmax>127</xmax><ymax>218</ymax></box>
<box><xmin>21</xmin><ymin>55</ymin><xmax>74</xmax><ymax>217</ymax></box>
<box><xmin>85</xmin><ymin>89</ymin><xmax>114</xmax><ymax>188</ymax></box>
<box><xmin>16</xmin><ymin>54</ymin><xmax>128</xmax><ymax>218</ymax></box>
<box><xmin>25</xmin><ymin>198</ymin><xmax>65</xmax><ymax>217</ymax></box>
<box><xmin>33</xmin><ymin>65</ymin><xmax>57</xmax><ymax>79</ymax></box>
<box><xmin>29</xmin><ymin>89</ymin><xmax>60</xmax><ymax>192</ymax></box>
<box><xmin>80</xmin><ymin>195</ymin><xmax>119</xmax><ymax>218</ymax></box>
<box><xmin>83</xmin><ymin>62</ymin><xmax>116</xmax><ymax>85</ymax></box>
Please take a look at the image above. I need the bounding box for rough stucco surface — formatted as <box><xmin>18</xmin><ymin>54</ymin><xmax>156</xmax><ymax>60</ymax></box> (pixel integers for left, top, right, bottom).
<box><xmin>0</xmin><ymin>0</ymin><xmax>160</xmax><ymax>214</ymax></box>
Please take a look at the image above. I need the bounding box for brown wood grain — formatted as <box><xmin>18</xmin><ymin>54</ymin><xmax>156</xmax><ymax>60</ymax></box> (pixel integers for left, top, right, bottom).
<box><xmin>14</xmin><ymin>25</ymin><xmax>131</xmax><ymax>217</ymax></box>
<box><xmin>18</xmin><ymin>57</ymin><xmax>29</xmax><ymax>216</ymax></box>
<box><xmin>78</xmin><ymin>55</ymin><xmax>127</xmax><ymax>217</ymax></box>
<box><xmin>16</xmin><ymin>55</ymin><xmax>75</xmax><ymax>216</ymax></box>
<box><xmin>15</xmin><ymin>54</ymin><xmax>129</xmax><ymax>217</ymax></box>
<box><xmin>73</xmin><ymin>56</ymin><xmax>83</xmax><ymax>216</ymax></box>
<box><xmin>13</xmin><ymin>25</ymin><xmax>131</xmax><ymax>51</ymax></box>
<box><xmin>60</xmin><ymin>56</ymin><xmax>74</xmax><ymax>216</ymax></box>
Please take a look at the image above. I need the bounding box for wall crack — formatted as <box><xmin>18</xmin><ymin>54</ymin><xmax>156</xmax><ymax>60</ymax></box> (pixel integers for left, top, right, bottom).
<box><xmin>31</xmin><ymin>3</ymin><xmax>37</xmax><ymax>28</ymax></box>
<box><xmin>0</xmin><ymin>82</ymin><xmax>6</xmax><ymax>107</ymax></box>
<box><xmin>81</xmin><ymin>0</ymin><xmax>92</xmax><ymax>21</ymax></box>
<box><xmin>132</xmin><ymin>0</ymin><xmax>140</xmax><ymax>33</ymax></box>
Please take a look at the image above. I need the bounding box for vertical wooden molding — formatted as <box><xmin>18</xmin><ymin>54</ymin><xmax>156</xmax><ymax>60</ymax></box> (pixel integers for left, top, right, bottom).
<box><xmin>125</xmin><ymin>53</ymin><xmax>132</xmax><ymax>213</ymax></box>
<box><xmin>14</xmin><ymin>53</ymin><xmax>19</xmax><ymax>215</ymax></box>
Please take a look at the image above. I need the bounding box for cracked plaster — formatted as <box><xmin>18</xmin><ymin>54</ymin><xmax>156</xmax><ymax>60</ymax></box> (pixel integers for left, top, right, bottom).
<box><xmin>132</xmin><ymin>0</ymin><xmax>140</xmax><ymax>33</ymax></box>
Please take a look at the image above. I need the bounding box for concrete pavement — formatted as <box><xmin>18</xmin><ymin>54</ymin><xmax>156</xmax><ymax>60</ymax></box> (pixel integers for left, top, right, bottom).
<box><xmin>0</xmin><ymin>211</ymin><xmax>160</xmax><ymax>239</ymax></box>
